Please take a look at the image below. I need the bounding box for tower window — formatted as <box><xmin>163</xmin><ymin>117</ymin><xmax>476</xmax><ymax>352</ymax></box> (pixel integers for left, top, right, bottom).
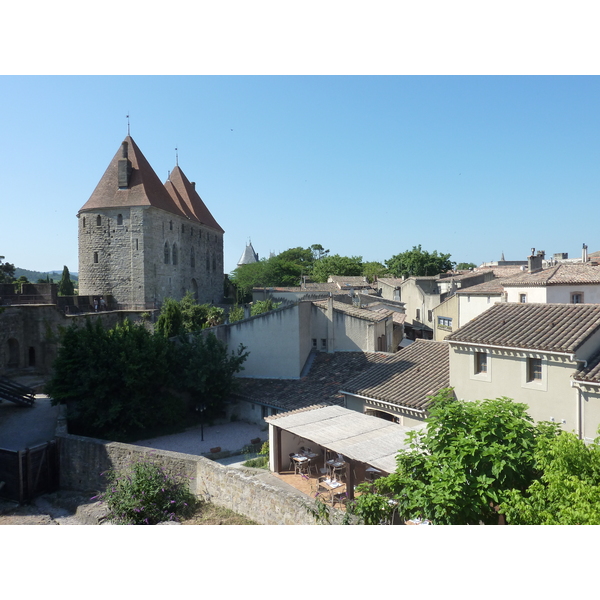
<box><xmin>93</xmin><ymin>252</ymin><xmax>99</xmax><ymax>264</ymax></box>
<box><xmin>164</xmin><ymin>242</ymin><xmax>170</xmax><ymax>264</ymax></box>
<box><xmin>172</xmin><ymin>244</ymin><xmax>178</xmax><ymax>265</ymax></box>
<box><xmin>96</xmin><ymin>215</ymin><xmax>102</xmax><ymax>226</ymax></box>
<box><xmin>117</xmin><ymin>214</ymin><xmax>123</xmax><ymax>226</ymax></box>
<box><xmin>82</xmin><ymin>217</ymin><xmax>86</xmax><ymax>228</ymax></box>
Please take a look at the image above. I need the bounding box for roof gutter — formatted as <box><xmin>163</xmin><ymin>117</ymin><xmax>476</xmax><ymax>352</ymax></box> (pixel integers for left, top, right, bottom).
<box><xmin>446</xmin><ymin>339</ymin><xmax>579</xmax><ymax>361</ymax></box>
<box><xmin>339</xmin><ymin>390</ymin><xmax>427</xmax><ymax>414</ymax></box>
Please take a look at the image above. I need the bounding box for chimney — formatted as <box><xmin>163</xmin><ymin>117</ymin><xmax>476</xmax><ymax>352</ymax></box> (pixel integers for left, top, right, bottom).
<box><xmin>191</xmin><ymin>182</ymin><xmax>196</xmax><ymax>189</ymax></box>
<box><xmin>118</xmin><ymin>141</ymin><xmax>131</xmax><ymax>189</ymax></box>
<box><xmin>528</xmin><ymin>248</ymin><xmax>543</xmax><ymax>274</ymax></box>
<box><xmin>583</xmin><ymin>243</ymin><xmax>589</xmax><ymax>263</ymax></box>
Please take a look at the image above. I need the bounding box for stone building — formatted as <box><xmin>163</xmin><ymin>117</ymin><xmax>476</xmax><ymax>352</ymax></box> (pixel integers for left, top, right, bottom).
<box><xmin>78</xmin><ymin>136</ymin><xmax>224</xmax><ymax>308</ymax></box>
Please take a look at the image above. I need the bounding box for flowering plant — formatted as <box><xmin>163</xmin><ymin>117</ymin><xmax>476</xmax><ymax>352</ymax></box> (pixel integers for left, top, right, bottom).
<box><xmin>96</xmin><ymin>459</ymin><xmax>196</xmax><ymax>525</ymax></box>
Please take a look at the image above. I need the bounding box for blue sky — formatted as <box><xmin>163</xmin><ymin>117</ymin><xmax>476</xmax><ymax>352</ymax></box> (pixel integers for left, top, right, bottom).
<box><xmin>2</xmin><ymin>75</ymin><xmax>598</xmax><ymax>275</ymax></box>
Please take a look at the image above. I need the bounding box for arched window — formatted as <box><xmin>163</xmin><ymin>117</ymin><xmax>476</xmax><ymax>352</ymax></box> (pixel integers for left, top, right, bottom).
<box><xmin>96</xmin><ymin>215</ymin><xmax>102</xmax><ymax>226</ymax></box>
<box><xmin>169</xmin><ymin>221</ymin><xmax>173</xmax><ymax>231</ymax></box>
<box><xmin>191</xmin><ymin>246</ymin><xmax>195</xmax><ymax>268</ymax></box>
<box><xmin>93</xmin><ymin>252</ymin><xmax>99</xmax><ymax>263</ymax></box>
<box><xmin>164</xmin><ymin>242</ymin><xmax>170</xmax><ymax>264</ymax></box>
<box><xmin>172</xmin><ymin>243</ymin><xmax>178</xmax><ymax>265</ymax></box>
<box><xmin>117</xmin><ymin>214</ymin><xmax>123</xmax><ymax>225</ymax></box>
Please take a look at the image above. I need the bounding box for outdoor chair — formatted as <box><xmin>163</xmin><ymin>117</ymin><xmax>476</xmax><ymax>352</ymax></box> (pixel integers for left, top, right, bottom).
<box><xmin>306</xmin><ymin>457</ymin><xmax>318</xmax><ymax>476</ymax></box>
<box><xmin>288</xmin><ymin>453</ymin><xmax>296</xmax><ymax>472</ymax></box>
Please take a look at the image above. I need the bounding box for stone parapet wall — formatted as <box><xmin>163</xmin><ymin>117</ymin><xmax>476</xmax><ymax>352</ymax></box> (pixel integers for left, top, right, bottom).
<box><xmin>56</xmin><ymin>426</ymin><xmax>337</xmax><ymax>525</ymax></box>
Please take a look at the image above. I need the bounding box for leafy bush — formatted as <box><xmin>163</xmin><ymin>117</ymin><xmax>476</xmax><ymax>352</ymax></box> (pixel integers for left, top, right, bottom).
<box><xmin>96</xmin><ymin>459</ymin><xmax>197</xmax><ymax>525</ymax></box>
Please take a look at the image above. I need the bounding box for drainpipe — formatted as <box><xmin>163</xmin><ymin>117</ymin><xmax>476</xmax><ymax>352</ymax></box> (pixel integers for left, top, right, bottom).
<box><xmin>571</xmin><ymin>380</ymin><xmax>584</xmax><ymax>440</ymax></box>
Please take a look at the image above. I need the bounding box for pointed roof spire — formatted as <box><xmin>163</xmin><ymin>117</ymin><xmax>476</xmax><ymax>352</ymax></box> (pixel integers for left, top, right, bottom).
<box><xmin>165</xmin><ymin>165</ymin><xmax>224</xmax><ymax>232</ymax></box>
<box><xmin>238</xmin><ymin>241</ymin><xmax>259</xmax><ymax>266</ymax></box>
<box><xmin>79</xmin><ymin>136</ymin><xmax>186</xmax><ymax>217</ymax></box>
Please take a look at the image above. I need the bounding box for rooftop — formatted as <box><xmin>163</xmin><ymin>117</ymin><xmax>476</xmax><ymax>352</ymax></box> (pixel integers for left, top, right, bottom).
<box><xmin>502</xmin><ymin>264</ymin><xmax>600</xmax><ymax>286</ymax></box>
<box><xmin>234</xmin><ymin>351</ymin><xmax>392</xmax><ymax>411</ymax></box>
<box><xmin>446</xmin><ymin>302</ymin><xmax>600</xmax><ymax>353</ymax></box>
<box><xmin>312</xmin><ymin>299</ymin><xmax>392</xmax><ymax>322</ymax></box>
<box><xmin>341</xmin><ymin>339</ymin><xmax>449</xmax><ymax>412</ymax></box>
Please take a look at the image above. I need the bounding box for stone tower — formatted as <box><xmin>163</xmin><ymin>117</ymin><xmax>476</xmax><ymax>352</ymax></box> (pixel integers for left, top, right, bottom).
<box><xmin>78</xmin><ymin>136</ymin><xmax>224</xmax><ymax>308</ymax></box>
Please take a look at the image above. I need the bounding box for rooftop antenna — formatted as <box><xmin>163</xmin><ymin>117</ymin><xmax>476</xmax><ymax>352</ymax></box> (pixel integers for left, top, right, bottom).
<box><xmin>175</xmin><ymin>146</ymin><xmax>179</xmax><ymax>167</ymax></box>
<box><xmin>126</xmin><ymin>113</ymin><xmax>130</xmax><ymax>136</ymax></box>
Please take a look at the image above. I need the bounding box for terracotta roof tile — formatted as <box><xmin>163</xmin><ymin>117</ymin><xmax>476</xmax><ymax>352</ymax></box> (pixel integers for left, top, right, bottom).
<box><xmin>341</xmin><ymin>339</ymin><xmax>449</xmax><ymax>411</ymax></box>
<box><xmin>447</xmin><ymin>302</ymin><xmax>600</xmax><ymax>353</ymax></box>
<box><xmin>574</xmin><ymin>350</ymin><xmax>600</xmax><ymax>384</ymax></box>
<box><xmin>312</xmin><ymin>299</ymin><xmax>392</xmax><ymax>322</ymax></box>
<box><xmin>165</xmin><ymin>166</ymin><xmax>224</xmax><ymax>232</ymax></box>
<box><xmin>502</xmin><ymin>264</ymin><xmax>600</xmax><ymax>286</ymax></box>
<box><xmin>235</xmin><ymin>351</ymin><xmax>392</xmax><ymax>411</ymax></box>
<box><xmin>79</xmin><ymin>137</ymin><xmax>186</xmax><ymax>217</ymax></box>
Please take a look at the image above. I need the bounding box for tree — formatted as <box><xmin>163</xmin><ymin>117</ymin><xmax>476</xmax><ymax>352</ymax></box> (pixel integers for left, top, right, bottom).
<box><xmin>311</xmin><ymin>254</ymin><xmax>363</xmax><ymax>283</ymax></box>
<box><xmin>155</xmin><ymin>298</ymin><xmax>185</xmax><ymax>338</ymax></box>
<box><xmin>178</xmin><ymin>333</ymin><xmax>249</xmax><ymax>420</ymax></box>
<box><xmin>46</xmin><ymin>318</ymin><xmax>249</xmax><ymax>438</ymax></box>
<box><xmin>351</xmin><ymin>390</ymin><xmax>556</xmax><ymax>525</ymax></box>
<box><xmin>362</xmin><ymin>261</ymin><xmax>388</xmax><ymax>283</ymax></box>
<box><xmin>46</xmin><ymin>319</ymin><xmax>182</xmax><ymax>438</ymax></box>
<box><xmin>250</xmin><ymin>298</ymin><xmax>281</xmax><ymax>316</ymax></box>
<box><xmin>58</xmin><ymin>265</ymin><xmax>75</xmax><ymax>296</ymax></box>
<box><xmin>385</xmin><ymin>245</ymin><xmax>455</xmax><ymax>278</ymax></box>
<box><xmin>501</xmin><ymin>430</ymin><xmax>600</xmax><ymax>525</ymax></box>
<box><xmin>0</xmin><ymin>256</ymin><xmax>15</xmax><ymax>284</ymax></box>
<box><xmin>455</xmin><ymin>262</ymin><xmax>477</xmax><ymax>271</ymax></box>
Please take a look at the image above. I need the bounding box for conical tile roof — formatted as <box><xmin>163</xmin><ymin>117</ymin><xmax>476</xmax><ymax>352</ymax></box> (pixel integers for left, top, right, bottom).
<box><xmin>165</xmin><ymin>166</ymin><xmax>224</xmax><ymax>232</ymax></box>
<box><xmin>79</xmin><ymin>137</ymin><xmax>188</xmax><ymax>219</ymax></box>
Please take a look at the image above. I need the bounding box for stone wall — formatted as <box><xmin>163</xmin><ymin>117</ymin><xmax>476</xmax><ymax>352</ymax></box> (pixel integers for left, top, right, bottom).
<box><xmin>78</xmin><ymin>205</ymin><xmax>223</xmax><ymax>307</ymax></box>
<box><xmin>56</xmin><ymin>425</ymin><xmax>339</xmax><ymax>525</ymax></box>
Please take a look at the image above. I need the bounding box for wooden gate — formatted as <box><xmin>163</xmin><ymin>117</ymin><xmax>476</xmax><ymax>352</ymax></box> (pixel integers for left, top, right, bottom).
<box><xmin>0</xmin><ymin>441</ymin><xmax>59</xmax><ymax>503</ymax></box>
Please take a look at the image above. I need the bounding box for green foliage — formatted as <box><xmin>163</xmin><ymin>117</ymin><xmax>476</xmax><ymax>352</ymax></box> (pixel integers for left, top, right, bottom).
<box><xmin>155</xmin><ymin>297</ymin><xmax>185</xmax><ymax>338</ymax></box>
<box><xmin>46</xmin><ymin>318</ymin><xmax>249</xmax><ymax>439</ymax></box>
<box><xmin>97</xmin><ymin>459</ymin><xmax>197</xmax><ymax>524</ymax></box>
<box><xmin>456</xmin><ymin>262</ymin><xmax>477</xmax><ymax>270</ymax></box>
<box><xmin>501</xmin><ymin>430</ymin><xmax>600</xmax><ymax>524</ymax></box>
<box><xmin>230</xmin><ymin>243</ymin><xmax>328</xmax><ymax>299</ymax></box>
<box><xmin>0</xmin><ymin>256</ymin><xmax>15</xmax><ymax>284</ymax></box>
<box><xmin>362</xmin><ymin>261</ymin><xmax>389</xmax><ymax>283</ymax></box>
<box><xmin>250</xmin><ymin>298</ymin><xmax>281</xmax><ymax>316</ymax></box>
<box><xmin>311</xmin><ymin>254</ymin><xmax>363</xmax><ymax>283</ymax></box>
<box><xmin>58</xmin><ymin>265</ymin><xmax>75</xmax><ymax>296</ymax></box>
<box><xmin>177</xmin><ymin>332</ymin><xmax>249</xmax><ymax>421</ymax></box>
<box><xmin>228</xmin><ymin>304</ymin><xmax>245</xmax><ymax>323</ymax></box>
<box><xmin>352</xmin><ymin>390</ymin><xmax>556</xmax><ymax>525</ymax></box>
<box><xmin>46</xmin><ymin>319</ymin><xmax>184</xmax><ymax>438</ymax></box>
<box><xmin>385</xmin><ymin>245</ymin><xmax>455</xmax><ymax>278</ymax></box>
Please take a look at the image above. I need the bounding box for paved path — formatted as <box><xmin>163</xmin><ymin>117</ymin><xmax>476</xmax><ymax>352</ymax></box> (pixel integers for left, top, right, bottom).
<box><xmin>0</xmin><ymin>394</ymin><xmax>59</xmax><ymax>450</ymax></box>
<box><xmin>133</xmin><ymin>420</ymin><xmax>267</xmax><ymax>456</ymax></box>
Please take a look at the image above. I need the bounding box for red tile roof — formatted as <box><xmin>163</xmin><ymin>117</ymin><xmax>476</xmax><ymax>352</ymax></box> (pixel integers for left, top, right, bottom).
<box><xmin>165</xmin><ymin>166</ymin><xmax>224</xmax><ymax>233</ymax></box>
<box><xmin>502</xmin><ymin>264</ymin><xmax>600</xmax><ymax>286</ymax></box>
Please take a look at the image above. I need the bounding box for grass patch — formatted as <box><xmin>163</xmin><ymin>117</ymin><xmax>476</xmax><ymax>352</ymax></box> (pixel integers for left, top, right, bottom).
<box><xmin>242</xmin><ymin>455</ymin><xmax>269</xmax><ymax>469</ymax></box>
<box><xmin>182</xmin><ymin>503</ymin><xmax>258</xmax><ymax>525</ymax></box>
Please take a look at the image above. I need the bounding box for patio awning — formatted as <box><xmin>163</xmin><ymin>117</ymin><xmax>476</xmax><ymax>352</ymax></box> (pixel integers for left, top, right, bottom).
<box><xmin>266</xmin><ymin>405</ymin><xmax>425</xmax><ymax>474</ymax></box>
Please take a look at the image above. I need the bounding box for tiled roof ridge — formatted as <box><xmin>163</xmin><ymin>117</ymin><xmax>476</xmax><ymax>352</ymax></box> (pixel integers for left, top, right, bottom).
<box><xmin>447</xmin><ymin>302</ymin><xmax>600</xmax><ymax>353</ymax></box>
<box><xmin>312</xmin><ymin>299</ymin><xmax>392</xmax><ymax>322</ymax></box>
<box><xmin>80</xmin><ymin>136</ymin><xmax>188</xmax><ymax>218</ymax></box>
<box><xmin>167</xmin><ymin>166</ymin><xmax>224</xmax><ymax>233</ymax></box>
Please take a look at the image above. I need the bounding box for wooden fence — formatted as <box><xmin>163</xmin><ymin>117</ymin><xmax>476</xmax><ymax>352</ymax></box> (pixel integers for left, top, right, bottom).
<box><xmin>0</xmin><ymin>441</ymin><xmax>59</xmax><ymax>503</ymax></box>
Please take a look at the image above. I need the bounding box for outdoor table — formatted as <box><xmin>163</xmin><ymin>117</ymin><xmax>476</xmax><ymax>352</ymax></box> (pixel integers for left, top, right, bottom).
<box><xmin>292</xmin><ymin>454</ymin><xmax>308</xmax><ymax>474</ymax></box>
<box><xmin>318</xmin><ymin>478</ymin><xmax>347</xmax><ymax>506</ymax></box>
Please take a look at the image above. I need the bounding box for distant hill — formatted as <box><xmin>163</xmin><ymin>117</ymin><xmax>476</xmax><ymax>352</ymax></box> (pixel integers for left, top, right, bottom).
<box><xmin>14</xmin><ymin>268</ymin><xmax>79</xmax><ymax>283</ymax></box>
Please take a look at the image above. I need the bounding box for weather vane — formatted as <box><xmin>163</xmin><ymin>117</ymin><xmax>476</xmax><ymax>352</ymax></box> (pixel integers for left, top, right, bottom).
<box><xmin>126</xmin><ymin>113</ymin><xmax>130</xmax><ymax>136</ymax></box>
<box><xmin>175</xmin><ymin>146</ymin><xmax>179</xmax><ymax>166</ymax></box>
